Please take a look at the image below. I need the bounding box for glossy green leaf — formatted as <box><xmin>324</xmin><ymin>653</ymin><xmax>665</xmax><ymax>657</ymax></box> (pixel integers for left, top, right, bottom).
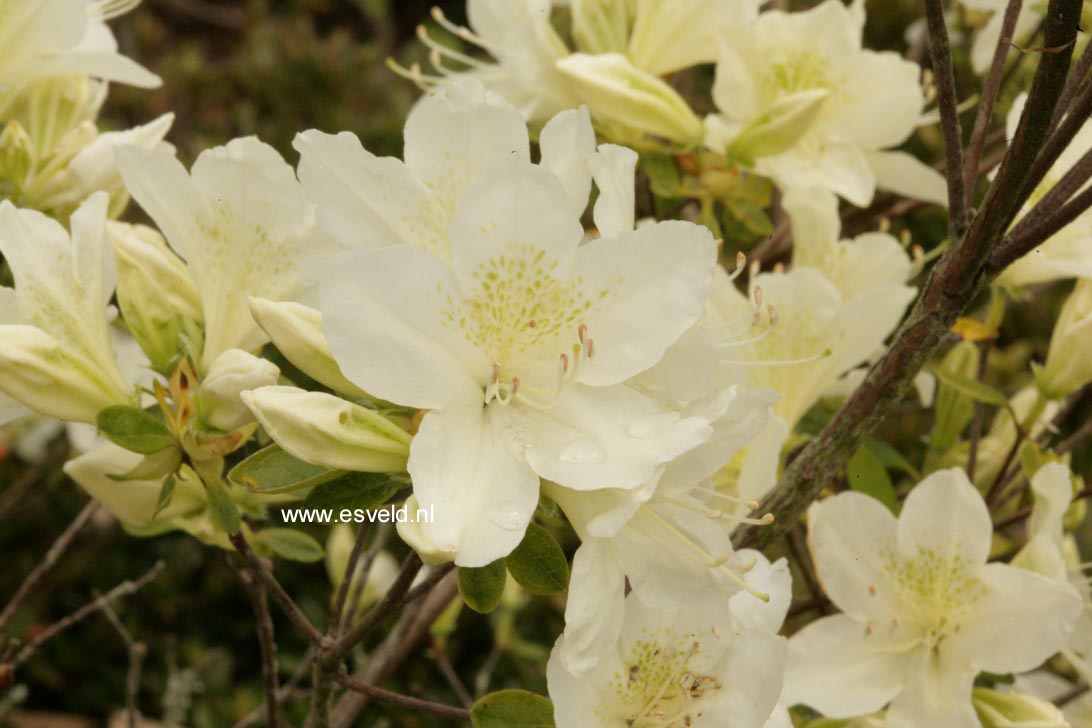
<box><xmin>227</xmin><ymin>444</ymin><xmax>342</xmax><ymax>494</ymax></box>
<box><xmin>458</xmin><ymin>559</ymin><xmax>507</xmax><ymax>615</ymax></box>
<box><xmin>471</xmin><ymin>690</ymin><xmax>555</xmax><ymax>728</ymax></box>
<box><xmin>847</xmin><ymin>445</ymin><xmax>898</xmax><ymax>513</ymax></box>
<box><xmin>303</xmin><ymin>472</ymin><xmax>405</xmax><ymax>512</ymax></box>
<box><xmin>506</xmin><ymin>524</ymin><xmax>569</xmax><ymax>595</ymax></box>
<box><xmin>255</xmin><ymin>528</ymin><xmax>324</xmax><ymax>563</ymax></box>
<box><xmin>96</xmin><ymin>405</ymin><xmax>175</xmax><ymax>454</ymax></box>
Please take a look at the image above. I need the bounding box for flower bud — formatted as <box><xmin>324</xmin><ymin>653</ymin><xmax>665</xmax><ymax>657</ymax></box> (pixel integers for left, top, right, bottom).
<box><xmin>973</xmin><ymin>688</ymin><xmax>1068</xmax><ymax>727</ymax></box>
<box><xmin>717</xmin><ymin>89</ymin><xmax>828</xmax><ymax>166</ymax></box>
<box><xmin>110</xmin><ymin>222</ymin><xmax>203</xmax><ymax>371</ymax></box>
<box><xmin>556</xmin><ymin>53</ymin><xmax>704</xmax><ymax>144</ymax></box>
<box><xmin>1039</xmin><ymin>279</ymin><xmax>1092</xmax><ymax>399</ymax></box>
<box><xmin>248</xmin><ymin>298</ymin><xmax>367</xmax><ymax>397</ymax></box>
<box><xmin>397</xmin><ymin>495</ymin><xmax>457</xmax><ymax>566</ymax></box>
<box><xmin>241</xmin><ymin>386</ymin><xmax>411</xmax><ymax>472</ymax></box>
<box><xmin>64</xmin><ymin>442</ymin><xmax>206</xmax><ymax>527</ymax></box>
<box><xmin>0</xmin><ymin>324</ymin><xmax>134</xmax><ymax>423</ymax></box>
<box><xmin>196</xmin><ymin>349</ymin><xmax>280</xmax><ymax>432</ymax></box>
<box><xmin>0</xmin><ymin>121</ymin><xmax>34</xmax><ymax>186</ymax></box>
<box><xmin>571</xmin><ymin>0</ymin><xmax>630</xmax><ymax>55</ymax></box>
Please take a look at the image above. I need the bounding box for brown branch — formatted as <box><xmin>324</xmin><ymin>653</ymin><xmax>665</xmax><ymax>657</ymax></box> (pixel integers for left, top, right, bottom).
<box><xmin>965</xmin><ymin>0</ymin><xmax>1024</xmax><ymax>193</ymax></box>
<box><xmin>232</xmin><ymin>647</ymin><xmax>316</xmax><ymax>728</ymax></box>
<box><xmin>338</xmin><ymin>523</ymin><xmax>391</xmax><ymax>636</ymax></box>
<box><xmin>228</xmin><ymin>531</ymin><xmax>325</xmax><ymax>646</ymax></box>
<box><xmin>331</xmin><ymin>573</ymin><xmax>459</xmax><ymax>728</ymax></box>
<box><xmin>734</xmin><ymin>0</ymin><xmax>1085</xmax><ymax>551</ymax></box>
<box><xmin>9</xmin><ymin>560</ymin><xmax>165</xmax><ymax>667</ymax></box>
<box><xmin>925</xmin><ymin>0</ymin><xmax>968</xmax><ymax>235</ymax></box>
<box><xmin>328</xmin><ymin>553</ymin><xmax>423</xmax><ymax>656</ymax></box>
<box><xmin>229</xmin><ymin>564</ymin><xmax>281</xmax><ymax>728</ymax></box>
<box><xmin>336</xmin><ymin>674</ymin><xmax>471</xmax><ymax>722</ymax></box>
<box><xmin>0</xmin><ymin>501</ymin><xmax>99</xmax><ymax>638</ymax></box>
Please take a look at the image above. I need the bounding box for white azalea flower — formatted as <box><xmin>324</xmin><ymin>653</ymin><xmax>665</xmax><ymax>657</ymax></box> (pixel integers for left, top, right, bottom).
<box><xmin>116</xmin><ymin>136</ymin><xmax>333</xmax><ymax>371</ymax></box>
<box><xmin>998</xmin><ymin>94</ymin><xmax>1092</xmax><ymax>286</ymax></box>
<box><xmin>0</xmin><ymin>0</ymin><xmax>159</xmax><ymax>89</ymax></box>
<box><xmin>0</xmin><ymin>192</ymin><xmax>137</xmax><ymax>423</ymax></box>
<box><xmin>1012</xmin><ymin>462</ymin><xmax>1092</xmax><ymax>687</ymax></box>
<box><xmin>0</xmin><ymin>76</ymin><xmax>173</xmax><ymax>220</ymax></box>
<box><xmin>296</xmin><ymin>83</ymin><xmax>719</xmax><ymax>566</ymax></box>
<box><xmin>705</xmin><ymin>0</ymin><xmax>944</xmax><ymax>207</ymax></box>
<box><xmin>1013</xmin><ymin>671</ymin><xmax>1092</xmax><ymax>727</ymax></box>
<box><xmin>1039</xmin><ymin>278</ymin><xmax>1092</xmax><ymax>399</ymax></box>
<box><xmin>784</xmin><ymin>468</ymin><xmax>1082</xmax><ymax>727</ymax></box>
<box><xmin>404</xmin><ymin>0</ymin><xmax>757</xmax><ymax>134</ymax></box>
<box><xmin>706</xmin><ymin>265</ymin><xmax>914</xmax><ymax>431</ymax></box>
<box><xmin>545</xmin><ymin>385</ymin><xmax>778</xmax><ymax>674</ymax></box>
<box><xmin>547</xmin><ymin>591</ymin><xmax>787</xmax><ymax>727</ymax></box>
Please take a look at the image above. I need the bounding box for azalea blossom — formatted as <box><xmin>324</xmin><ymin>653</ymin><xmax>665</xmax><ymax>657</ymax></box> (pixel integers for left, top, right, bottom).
<box><xmin>0</xmin><ymin>192</ymin><xmax>138</xmax><ymax>423</ymax></box>
<box><xmin>116</xmin><ymin>136</ymin><xmax>334</xmax><ymax>371</ymax></box>
<box><xmin>997</xmin><ymin>94</ymin><xmax>1092</xmax><ymax>287</ymax></box>
<box><xmin>547</xmin><ymin>586</ymin><xmax>788</xmax><ymax>727</ymax></box>
<box><xmin>784</xmin><ymin>468</ymin><xmax>1082</xmax><ymax>727</ymax></box>
<box><xmin>284</xmin><ymin>83</ymin><xmax>721</xmax><ymax>566</ymax></box>
<box><xmin>1038</xmin><ymin>278</ymin><xmax>1092</xmax><ymax>399</ymax></box>
<box><xmin>0</xmin><ymin>0</ymin><xmax>159</xmax><ymax>89</ymax></box>
<box><xmin>400</xmin><ymin>0</ymin><xmax>757</xmax><ymax>142</ymax></box>
<box><xmin>545</xmin><ymin>384</ymin><xmax>778</xmax><ymax>674</ymax></box>
<box><xmin>705</xmin><ymin>0</ymin><xmax>945</xmax><ymax>207</ymax></box>
<box><xmin>0</xmin><ymin>75</ymin><xmax>173</xmax><ymax>221</ymax></box>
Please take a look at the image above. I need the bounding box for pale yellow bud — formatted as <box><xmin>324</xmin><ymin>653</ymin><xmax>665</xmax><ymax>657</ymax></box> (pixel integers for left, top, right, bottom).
<box><xmin>110</xmin><ymin>222</ymin><xmax>202</xmax><ymax>371</ymax></box>
<box><xmin>723</xmin><ymin>89</ymin><xmax>828</xmax><ymax>165</ymax></box>
<box><xmin>240</xmin><ymin>386</ymin><xmax>410</xmax><ymax>473</ymax></box>
<box><xmin>1039</xmin><ymin>279</ymin><xmax>1092</xmax><ymax>399</ymax></box>
<box><xmin>0</xmin><ymin>325</ymin><xmax>134</xmax><ymax>423</ymax></box>
<box><xmin>397</xmin><ymin>494</ymin><xmax>457</xmax><ymax>566</ymax></box>
<box><xmin>197</xmin><ymin>349</ymin><xmax>280</xmax><ymax>432</ymax></box>
<box><xmin>248</xmin><ymin>297</ymin><xmax>367</xmax><ymax>397</ymax></box>
<box><xmin>973</xmin><ymin>687</ymin><xmax>1068</xmax><ymax>727</ymax></box>
<box><xmin>556</xmin><ymin>53</ymin><xmax>704</xmax><ymax>144</ymax></box>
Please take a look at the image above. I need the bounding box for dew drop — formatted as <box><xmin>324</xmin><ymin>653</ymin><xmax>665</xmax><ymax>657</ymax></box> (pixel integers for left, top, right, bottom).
<box><xmin>559</xmin><ymin>437</ymin><xmax>605</xmax><ymax>464</ymax></box>
<box><xmin>486</xmin><ymin>502</ymin><xmax>527</xmax><ymax>531</ymax></box>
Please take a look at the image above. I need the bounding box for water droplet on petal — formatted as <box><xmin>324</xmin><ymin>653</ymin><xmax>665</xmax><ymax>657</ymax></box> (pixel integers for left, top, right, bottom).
<box><xmin>559</xmin><ymin>437</ymin><xmax>605</xmax><ymax>464</ymax></box>
<box><xmin>486</xmin><ymin>502</ymin><xmax>527</xmax><ymax>531</ymax></box>
<box><xmin>626</xmin><ymin>419</ymin><xmax>658</xmax><ymax>439</ymax></box>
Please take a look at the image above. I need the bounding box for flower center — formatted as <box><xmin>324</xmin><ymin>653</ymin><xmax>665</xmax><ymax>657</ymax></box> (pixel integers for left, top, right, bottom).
<box><xmin>605</xmin><ymin>631</ymin><xmax>721</xmax><ymax>728</ymax></box>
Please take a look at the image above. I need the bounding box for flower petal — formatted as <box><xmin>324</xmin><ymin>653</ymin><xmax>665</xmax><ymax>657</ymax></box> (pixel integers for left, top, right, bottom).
<box><xmin>556</xmin><ymin>539</ymin><xmax>627</xmax><ymax>675</ymax></box>
<box><xmin>895</xmin><ymin>468</ymin><xmax>992</xmax><ymax>570</ymax></box>
<box><xmin>783</xmin><ymin>614</ymin><xmax>910</xmax><ymax>718</ymax></box>
<box><xmin>884</xmin><ymin>647</ymin><xmax>979</xmax><ymax>728</ymax></box>
<box><xmin>576</xmin><ymin>220</ymin><xmax>717</xmax><ymax>385</ymax></box>
<box><xmin>951</xmin><ymin>562</ymin><xmax>1082</xmax><ymax>675</ymax></box>
<box><xmin>293</xmin><ymin>129</ymin><xmax>442</xmax><ymax>253</ymax></box>
<box><xmin>409</xmin><ymin>403</ymin><xmax>540</xmax><ymax>567</ymax></box>
<box><xmin>320</xmin><ymin>247</ymin><xmax>487</xmax><ymax>409</ymax></box>
<box><xmin>807</xmin><ymin>490</ymin><xmax>901</xmax><ymax>619</ymax></box>
<box><xmin>538</xmin><ymin>106</ymin><xmax>596</xmax><ymax>219</ymax></box>
<box><xmin>590</xmin><ymin>144</ymin><xmax>638</xmax><ymax>238</ymax></box>
<box><xmin>509</xmin><ymin>383</ymin><xmax>712</xmax><ymax>491</ymax></box>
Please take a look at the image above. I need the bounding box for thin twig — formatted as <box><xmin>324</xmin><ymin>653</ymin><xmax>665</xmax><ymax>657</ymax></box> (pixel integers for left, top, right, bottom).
<box><xmin>232</xmin><ymin>647</ymin><xmax>317</xmax><ymax>728</ymax></box>
<box><xmin>95</xmin><ymin>590</ymin><xmax>146</xmax><ymax>728</ymax></box>
<box><xmin>433</xmin><ymin>646</ymin><xmax>474</xmax><ymax>708</ymax></box>
<box><xmin>0</xmin><ymin>501</ymin><xmax>100</xmax><ymax>638</ymax></box>
<box><xmin>967</xmin><ymin>339</ymin><xmax>994</xmax><ymax>480</ymax></box>
<box><xmin>925</xmin><ymin>0</ymin><xmax>968</xmax><ymax>235</ymax></box>
<box><xmin>965</xmin><ymin>0</ymin><xmax>1024</xmax><ymax>194</ymax></box>
<box><xmin>229</xmin><ymin>565</ymin><xmax>281</xmax><ymax>728</ymax></box>
<box><xmin>10</xmin><ymin>560</ymin><xmax>165</xmax><ymax>667</ymax></box>
<box><xmin>331</xmin><ymin>574</ymin><xmax>459</xmax><ymax>728</ymax></box>
<box><xmin>336</xmin><ymin>674</ymin><xmax>471</xmax><ymax>721</ymax></box>
<box><xmin>330</xmin><ymin>523</ymin><xmax>372</xmax><ymax>639</ymax></box>
<box><xmin>339</xmin><ymin>523</ymin><xmax>391</xmax><ymax>636</ymax></box>
<box><xmin>329</xmin><ymin>553</ymin><xmax>423</xmax><ymax>656</ymax></box>
<box><xmin>228</xmin><ymin>532</ymin><xmax>325</xmax><ymax>645</ymax></box>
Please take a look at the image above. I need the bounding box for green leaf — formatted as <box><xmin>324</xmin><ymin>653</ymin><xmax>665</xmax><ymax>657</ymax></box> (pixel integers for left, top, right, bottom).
<box><xmin>847</xmin><ymin>445</ymin><xmax>898</xmax><ymax>513</ymax></box>
<box><xmin>932</xmin><ymin>367</ymin><xmax>1008</xmax><ymax>407</ymax></box>
<box><xmin>506</xmin><ymin>524</ymin><xmax>569</xmax><ymax>595</ymax></box>
<box><xmin>642</xmin><ymin>153</ymin><xmax>680</xmax><ymax>198</ymax></box>
<box><xmin>152</xmin><ymin>474</ymin><xmax>177</xmax><ymax>519</ymax></box>
<box><xmin>96</xmin><ymin>405</ymin><xmax>175</xmax><ymax>454</ymax></box>
<box><xmin>227</xmin><ymin>445</ymin><xmax>342</xmax><ymax>494</ymax></box>
<box><xmin>205</xmin><ymin>477</ymin><xmax>241</xmax><ymax>535</ymax></box>
<box><xmin>863</xmin><ymin>440</ymin><xmax>921</xmax><ymax>480</ymax></box>
<box><xmin>303</xmin><ymin>472</ymin><xmax>405</xmax><ymax>512</ymax></box>
<box><xmin>254</xmin><ymin>528</ymin><xmax>324</xmax><ymax>563</ymax></box>
<box><xmin>458</xmin><ymin>559</ymin><xmax>507</xmax><ymax>614</ymax></box>
<box><xmin>471</xmin><ymin>690</ymin><xmax>555</xmax><ymax>728</ymax></box>
<box><xmin>928</xmin><ymin>342</ymin><xmax>980</xmax><ymax>457</ymax></box>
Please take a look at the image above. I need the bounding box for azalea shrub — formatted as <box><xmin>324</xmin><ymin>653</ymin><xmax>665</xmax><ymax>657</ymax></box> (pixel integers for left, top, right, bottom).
<box><xmin>3</xmin><ymin>0</ymin><xmax>1092</xmax><ymax>726</ymax></box>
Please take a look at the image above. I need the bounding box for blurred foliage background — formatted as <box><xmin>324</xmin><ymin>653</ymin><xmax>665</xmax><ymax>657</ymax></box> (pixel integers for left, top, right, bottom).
<box><xmin>1</xmin><ymin>0</ymin><xmax>1089</xmax><ymax>725</ymax></box>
